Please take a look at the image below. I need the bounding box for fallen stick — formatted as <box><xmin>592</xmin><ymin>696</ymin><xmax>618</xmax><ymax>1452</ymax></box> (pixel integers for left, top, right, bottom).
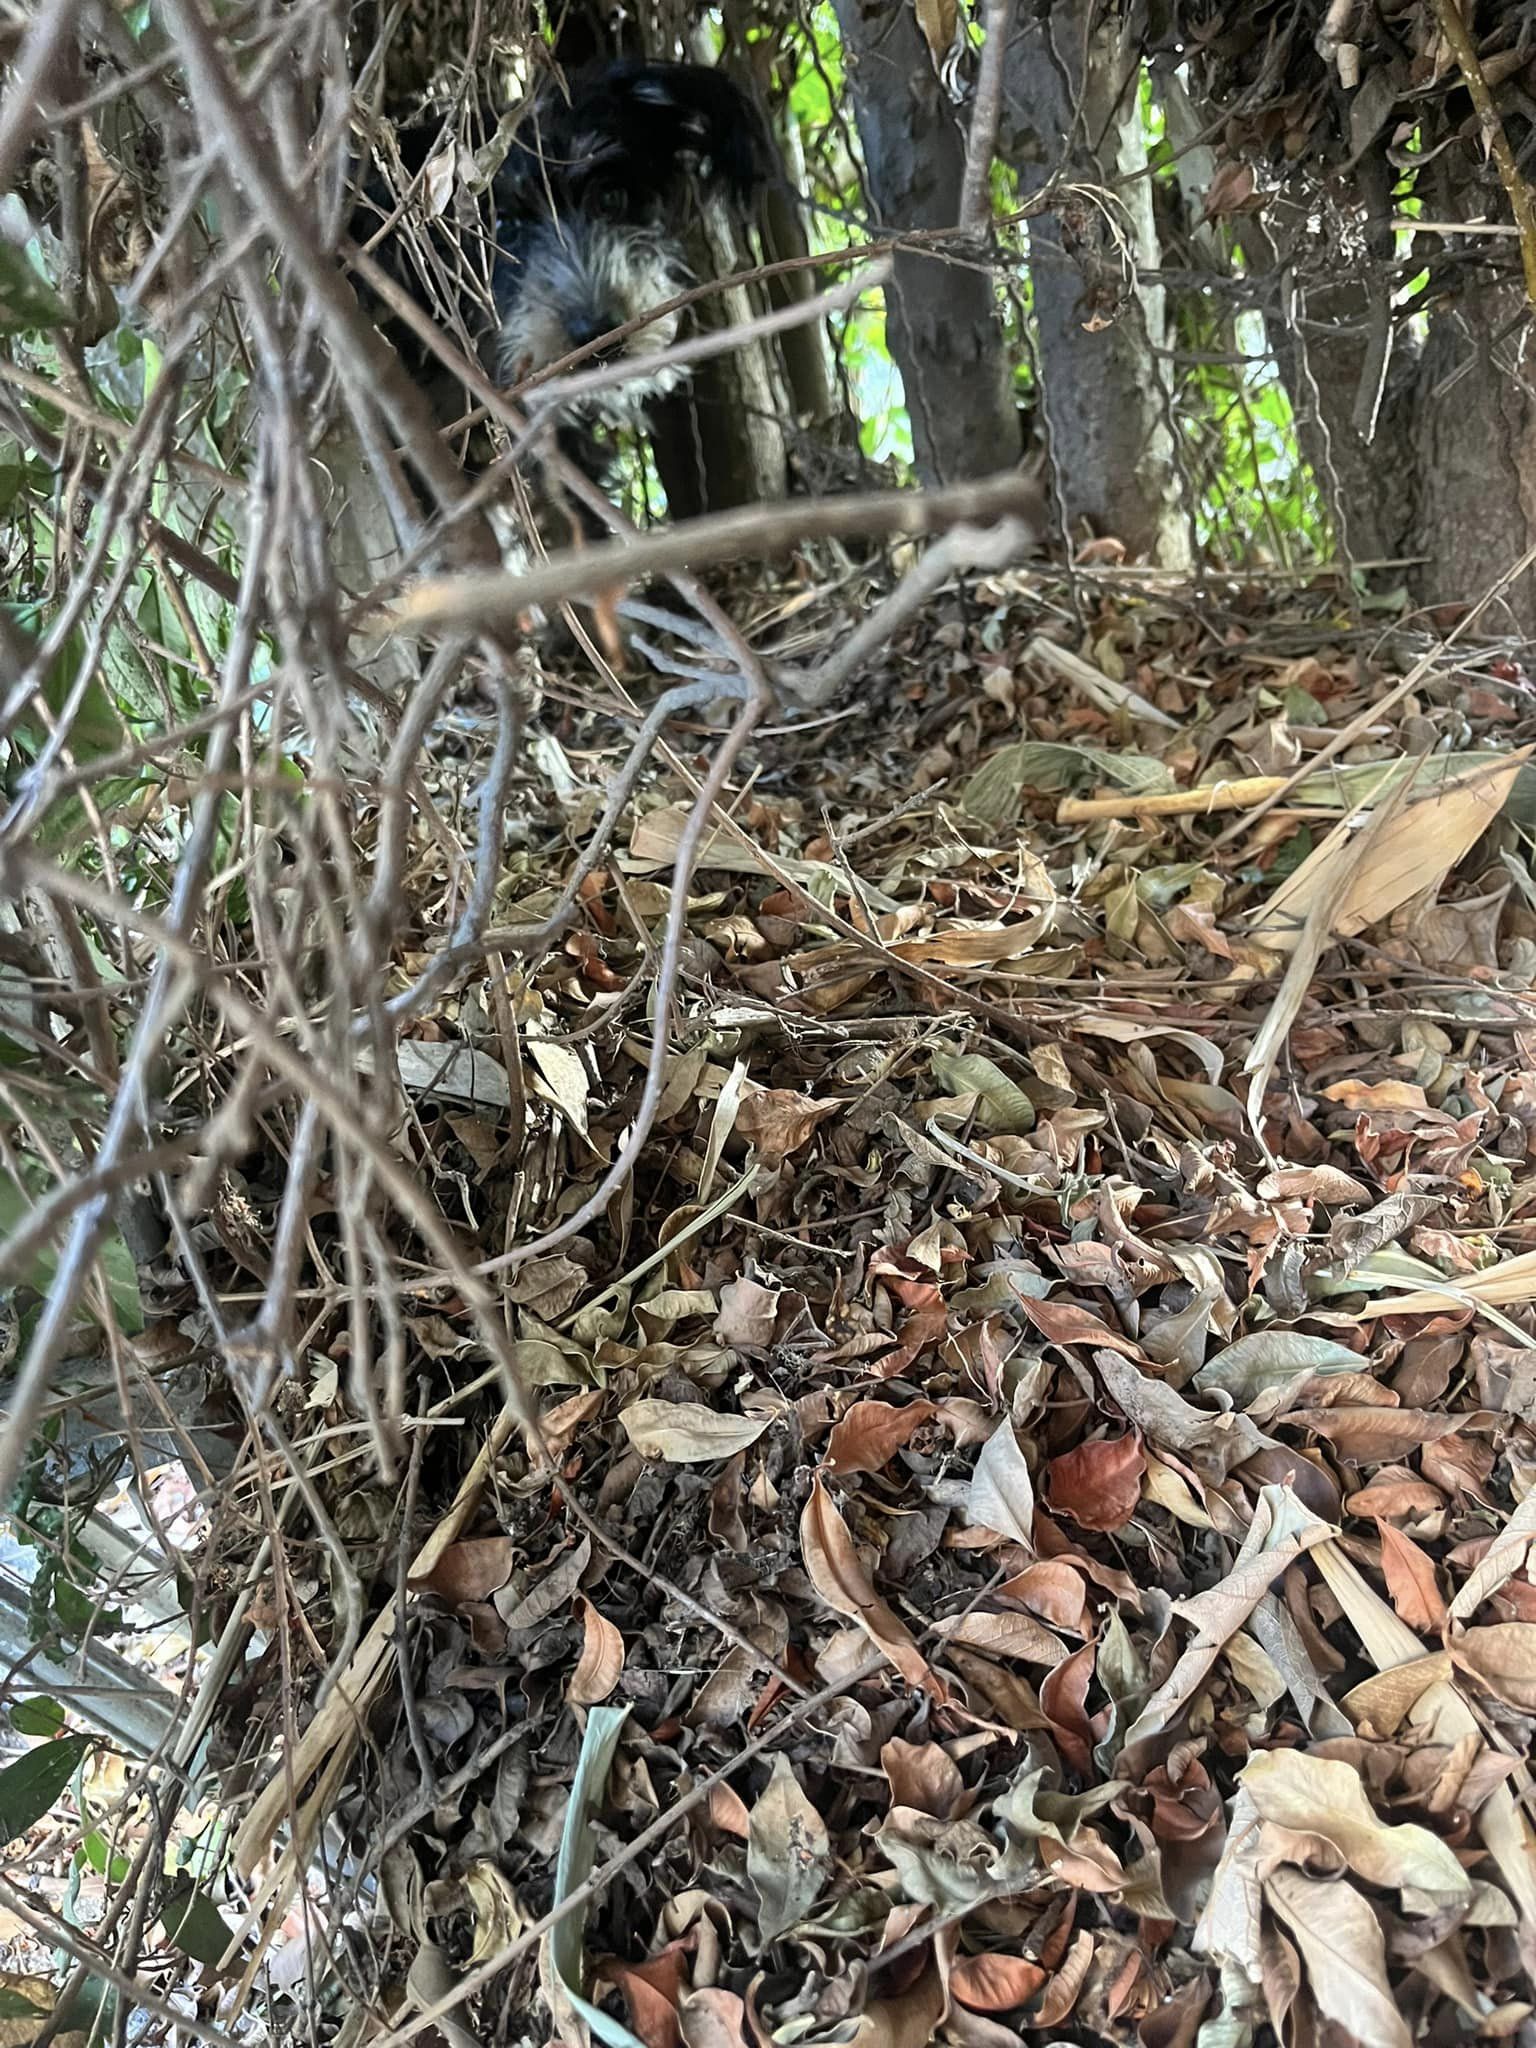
<box><xmin>1057</xmin><ymin>775</ymin><xmax>1288</xmax><ymax>823</ymax></box>
<box><xmin>375</xmin><ymin>471</ymin><xmax>1045</xmax><ymax>635</ymax></box>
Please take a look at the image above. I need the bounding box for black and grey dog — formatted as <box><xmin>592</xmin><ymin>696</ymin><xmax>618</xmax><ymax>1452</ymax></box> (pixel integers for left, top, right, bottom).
<box><xmin>356</xmin><ymin>60</ymin><xmax>768</xmax><ymax>449</ymax></box>
<box><xmin>489</xmin><ymin>60</ymin><xmax>767</xmax><ymax>416</ymax></box>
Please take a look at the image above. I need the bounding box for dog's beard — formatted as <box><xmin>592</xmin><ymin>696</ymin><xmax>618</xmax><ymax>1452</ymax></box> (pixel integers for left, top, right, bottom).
<box><xmin>494</xmin><ymin>217</ymin><xmax>691</xmax><ymax>419</ymax></box>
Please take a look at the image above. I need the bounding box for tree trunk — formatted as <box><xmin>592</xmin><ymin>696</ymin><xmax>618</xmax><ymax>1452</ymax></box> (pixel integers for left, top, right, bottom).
<box><xmin>1404</xmin><ymin>280</ymin><xmax>1536</xmax><ymax>628</ymax></box>
<box><xmin>650</xmin><ymin>197</ymin><xmax>789</xmax><ymax>518</ymax></box>
<box><xmin>1002</xmin><ymin>2</ymin><xmax>1189</xmax><ymax>565</ymax></box>
<box><xmin>1167</xmin><ymin>30</ymin><xmax>1536</xmax><ymax>629</ymax></box>
<box><xmin>830</xmin><ymin>0</ymin><xmax>1019</xmax><ymax>486</ymax></box>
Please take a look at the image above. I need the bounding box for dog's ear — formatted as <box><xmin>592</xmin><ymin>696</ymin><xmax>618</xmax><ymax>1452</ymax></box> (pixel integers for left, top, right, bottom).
<box><xmin>605</xmin><ymin>62</ymin><xmax>769</xmax><ymax>203</ymax></box>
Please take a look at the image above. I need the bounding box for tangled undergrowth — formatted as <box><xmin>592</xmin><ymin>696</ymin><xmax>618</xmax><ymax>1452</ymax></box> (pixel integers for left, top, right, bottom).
<box><xmin>10</xmin><ymin>549</ymin><xmax>1536</xmax><ymax>2048</ymax></box>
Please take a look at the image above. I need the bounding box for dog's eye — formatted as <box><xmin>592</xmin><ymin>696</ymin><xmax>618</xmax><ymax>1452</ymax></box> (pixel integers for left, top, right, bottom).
<box><xmin>590</xmin><ymin>185</ymin><xmax>625</xmax><ymax>219</ymax></box>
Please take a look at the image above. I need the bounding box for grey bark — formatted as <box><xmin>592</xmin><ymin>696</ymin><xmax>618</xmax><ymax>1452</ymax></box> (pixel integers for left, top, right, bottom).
<box><xmin>1233</xmin><ymin>164</ymin><xmax>1536</xmax><ymax>629</ymax></box>
<box><xmin>1002</xmin><ymin>2</ymin><xmax>1189</xmax><ymax>565</ymax></box>
<box><xmin>650</xmin><ymin>197</ymin><xmax>788</xmax><ymax>518</ymax></box>
<box><xmin>830</xmin><ymin>0</ymin><xmax>1020</xmax><ymax>486</ymax></box>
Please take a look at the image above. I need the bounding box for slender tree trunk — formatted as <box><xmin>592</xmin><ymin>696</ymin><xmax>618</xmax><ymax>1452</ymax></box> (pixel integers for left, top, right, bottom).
<box><xmin>650</xmin><ymin>198</ymin><xmax>789</xmax><ymax>518</ymax></box>
<box><xmin>1002</xmin><ymin>1</ymin><xmax>1189</xmax><ymax>564</ymax></box>
<box><xmin>831</xmin><ymin>0</ymin><xmax>1019</xmax><ymax>486</ymax></box>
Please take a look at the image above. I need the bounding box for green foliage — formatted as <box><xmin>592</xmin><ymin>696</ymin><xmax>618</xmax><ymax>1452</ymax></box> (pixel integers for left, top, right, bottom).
<box><xmin>160</xmin><ymin>1880</ymin><xmax>239</xmax><ymax>1969</ymax></box>
<box><xmin>0</xmin><ymin>244</ymin><xmax>66</xmax><ymax>335</ymax></box>
<box><xmin>0</xmin><ymin>1734</ymin><xmax>92</xmax><ymax>1843</ymax></box>
<box><xmin>0</xmin><ymin>1158</ymin><xmax>143</xmax><ymax>1336</ymax></box>
<box><xmin>9</xmin><ymin>1697</ymin><xmax>66</xmax><ymax>1739</ymax></box>
<box><xmin>10</xmin><ymin>1423</ymin><xmax>131</xmax><ymax>1651</ymax></box>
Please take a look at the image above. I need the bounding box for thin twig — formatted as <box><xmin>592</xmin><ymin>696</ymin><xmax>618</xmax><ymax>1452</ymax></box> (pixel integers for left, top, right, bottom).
<box><xmin>960</xmin><ymin>0</ymin><xmax>1014</xmax><ymax>236</ymax></box>
<box><xmin>1429</xmin><ymin>0</ymin><xmax>1536</xmax><ymax>305</ymax></box>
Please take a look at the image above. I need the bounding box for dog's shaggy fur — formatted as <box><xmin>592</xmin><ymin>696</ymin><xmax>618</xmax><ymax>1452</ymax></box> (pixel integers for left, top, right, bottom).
<box><xmin>487</xmin><ymin>60</ymin><xmax>767</xmax><ymax>414</ymax></box>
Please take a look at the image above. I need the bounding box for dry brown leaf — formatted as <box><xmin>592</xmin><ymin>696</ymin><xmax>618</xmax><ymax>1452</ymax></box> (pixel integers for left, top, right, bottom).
<box><xmin>1033</xmin><ymin>1930</ymin><xmax>1095</xmax><ymax>2027</ymax></box>
<box><xmin>850</xmin><ymin>1965</ymin><xmax>947</xmax><ymax>2048</ymax></box>
<box><xmin>1262</xmin><ymin>1867</ymin><xmax>1410</xmax><ymax>2048</ymax></box>
<box><xmin>1243</xmin><ymin>1749</ymin><xmax>1468</xmax><ymax>1901</ymax></box>
<box><xmin>1045</xmin><ymin>1434</ymin><xmax>1146</xmax><ymax>1532</ymax></box>
<box><xmin>735</xmin><ymin>1086</ymin><xmax>840</xmax><ymax>1163</ymax></box>
<box><xmin>620</xmin><ymin>1399</ymin><xmax>771</xmax><ymax>1464</ymax></box>
<box><xmin>1449</xmin><ymin>1623</ymin><xmax>1536</xmax><ymax>1711</ymax></box>
<box><xmin>825</xmin><ymin>1399</ymin><xmax>938</xmax><ymax>1476</ymax></box>
<box><xmin>950</xmin><ymin>1953</ymin><xmax>1048</xmax><ymax>2013</ymax></box>
<box><xmin>567</xmin><ymin>1597</ymin><xmax>625</xmax><ymax>1706</ymax></box>
<box><xmin>934</xmin><ymin>1609</ymin><xmax>1069</xmax><ymax>1668</ymax></box>
<box><xmin>1340</xmin><ymin>1653</ymin><xmax>1454</xmax><ymax>1735</ymax></box>
<box><xmin>799</xmin><ymin>1476</ymin><xmax>948</xmax><ymax>1700</ymax></box>
<box><xmin>1038</xmin><ymin>1830</ymin><xmax>1127</xmax><ymax>1892</ymax></box>
<box><xmin>1253</xmin><ymin>752</ymin><xmax>1526</xmax><ymax>955</ymax></box>
<box><xmin>995</xmin><ymin>1560</ymin><xmax>1090</xmax><ymax>1632</ymax></box>
<box><xmin>1375</xmin><ymin>1521</ymin><xmax>1448</xmax><ymax>1633</ymax></box>
<box><xmin>407</xmin><ymin>1536</ymin><xmax>513</xmax><ymax>1604</ymax></box>
<box><xmin>880</xmin><ymin>1737</ymin><xmax>964</xmax><ymax>1819</ymax></box>
<box><xmin>1019</xmin><ymin>1298</ymin><xmax>1146</xmax><ymax>1357</ymax></box>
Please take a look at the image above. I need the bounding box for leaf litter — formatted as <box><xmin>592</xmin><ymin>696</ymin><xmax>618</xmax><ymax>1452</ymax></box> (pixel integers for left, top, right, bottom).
<box><xmin>187</xmin><ymin>572</ymin><xmax>1536</xmax><ymax>2048</ymax></box>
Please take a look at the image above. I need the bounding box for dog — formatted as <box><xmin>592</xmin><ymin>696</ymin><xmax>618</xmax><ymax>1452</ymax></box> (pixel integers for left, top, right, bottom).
<box><xmin>490</xmin><ymin>60</ymin><xmax>768</xmax><ymax>421</ymax></box>
<box><xmin>353</xmin><ymin>61</ymin><xmax>767</xmax><ymax>446</ymax></box>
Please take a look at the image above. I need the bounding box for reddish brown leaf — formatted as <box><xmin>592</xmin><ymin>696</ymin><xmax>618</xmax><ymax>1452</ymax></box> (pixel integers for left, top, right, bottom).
<box><xmin>1019</xmin><ymin>1299</ymin><xmax>1145</xmax><ymax>1357</ymax></box>
<box><xmin>879</xmin><ymin>1737</ymin><xmax>963</xmax><ymax>1819</ymax></box>
<box><xmin>735</xmin><ymin>1087</ymin><xmax>839</xmax><ymax>1162</ymax></box>
<box><xmin>824</xmin><ymin>1400</ymin><xmax>938</xmax><ymax>1477</ymax></box>
<box><xmin>1045</xmin><ymin>1434</ymin><xmax>1146</xmax><ymax>1532</ymax></box>
<box><xmin>601</xmin><ymin>1949</ymin><xmax>687</xmax><ymax>2048</ymax></box>
<box><xmin>949</xmin><ymin>1953</ymin><xmax>1047</xmax><ymax>2013</ymax></box>
<box><xmin>1375</xmin><ymin>1522</ymin><xmax>1447</xmax><ymax>1634</ymax></box>
<box><xmin>1038</xmin><ymin>1830</ymin><xmax>1127</xmax><ymax>1892</ymax></box>
<box><xmin>995</xmin><ymin>1561</ymin><xmax>1090</xmax><ymax>1633</ymax></box>
<box><xmin>567</xmin><ymin>1597</ymin><xmax>625</xmax><ymax>1706</ymax></box>
<box><xmin>1039</xmin><ymin>1639</ymin><xmax>1100</xmax><ymax>1777</ymax></box>
<box><xmin>1033</xmin><ymin>1931</ymin><xmax>1095</xmax><ymax>2027</ymax></box>
<box><xmin>1345</xmin><ymin>1479</ymin><xmax>1444</xmax><ymax>1519</ymax></box>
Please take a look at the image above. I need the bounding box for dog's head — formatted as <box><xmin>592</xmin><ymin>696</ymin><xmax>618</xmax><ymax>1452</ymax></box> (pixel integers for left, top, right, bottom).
<box><xmin>490</xmin><ymin>61</ymin><xmax>767</xmax><ymax>409</ymax></box>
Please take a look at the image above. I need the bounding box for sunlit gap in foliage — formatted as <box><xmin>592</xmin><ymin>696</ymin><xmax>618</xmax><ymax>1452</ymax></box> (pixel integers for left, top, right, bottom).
<box><xmin>783</xmin><ymin>1</ymin><xmax>913</xmax><ymax>473</ymax></box>
<box><xmin>1141</xmin><ymin>70</ymin><xmax>1327</xmax><ymax>569</ymax></box>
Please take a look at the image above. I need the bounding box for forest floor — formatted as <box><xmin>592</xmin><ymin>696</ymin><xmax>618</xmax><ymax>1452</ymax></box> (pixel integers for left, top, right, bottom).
<box><xmin>18</xmin><ymin>551</ymin><xmax>1536</xmax><ymax>2048</ymax></box>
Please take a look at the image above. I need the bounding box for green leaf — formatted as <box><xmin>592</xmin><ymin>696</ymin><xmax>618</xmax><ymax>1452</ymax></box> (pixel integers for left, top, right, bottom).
<box><xmin>80</xmin><ymin>1829</ymin><xmax>131</xmax><ymax>1882</ymax></box>
<box><xmin>961</xmin><ymin>742</ymin><xmax>1172</xmax><ymax>827</ymax></box>
<box><xmin>0</xmin><ymin>1735</ymin><xmax>91</xmax><ymax>1841</ymax></box>
<box><xmin>928</xmin><ymin>1051</ymin><xmax>1036</xmax><ymax>1134</ymax></box>
<box><xmin>0</xmin><ymin>1166</ymin><xmax>143</xmax><ymax>1335</ymax></box>
<box><xmin>0</xmin><ymin>1985</ymin><xmax>51</xmax><ymax>2020</ymax></box>
<box><xmin>550</xmin><ymin>1708</ymin><xmax>644</xmax><ymax>2048</ymax></box>
<box><xmin>0</xmin><ymin>244</ymin><xmax>66</xmax><ymax>334</ymax></box>
<box><xmin>1193</xmin><ymin>1331</ymin><xmax>1364</xmax><ymax>1402</ymax></box>
<box><xmin>160</xmin><ymin>1881</ymin><xmax>238</xmax><ymax>1970</ymax></box>
<box><xmin>52</xmin><ymin>1577</ymin><xmax>124</xmax><ymax>1640</ymax></box>
<box><xmin>9</xmin><ymin>1697</ymin><xmax>64</xmax><ymax>1739</ymax></box>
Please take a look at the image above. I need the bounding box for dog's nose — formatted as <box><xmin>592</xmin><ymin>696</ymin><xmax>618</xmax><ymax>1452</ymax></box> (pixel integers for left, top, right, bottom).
<box><xmin>567</xmin><ymin>311</ymin><xmax>623</xmax><ymax>356</ymax></box>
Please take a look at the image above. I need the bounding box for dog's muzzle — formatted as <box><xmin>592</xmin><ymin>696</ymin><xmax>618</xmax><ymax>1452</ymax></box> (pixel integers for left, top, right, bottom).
<box><xmin>493</xmin><ymin>215</ymin><xmax>691</xmax><ymax>418</ymax></box>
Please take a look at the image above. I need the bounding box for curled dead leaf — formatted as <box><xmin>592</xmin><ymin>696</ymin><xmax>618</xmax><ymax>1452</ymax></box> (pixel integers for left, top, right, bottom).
<box><xmin>799</xmin><ymin>1476</ymin><xmax>947</xmax><ymax>1700</ymax></box>
<box><xmin>567</xmin><ymin>1597</ymin><xmax>624</xmax><ymax>1706</ymax></box>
